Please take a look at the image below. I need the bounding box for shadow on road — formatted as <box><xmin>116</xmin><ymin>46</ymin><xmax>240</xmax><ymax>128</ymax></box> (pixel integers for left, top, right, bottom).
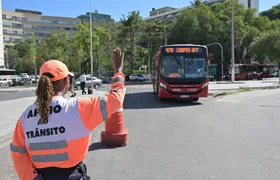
<box><xmin>123</xmin><ymin>92</ymin><xmax>202</xmax><ymax>109</ymax></box>
<box><xmin>88</xmin><ymin>142</ymin><xmax>121</xmax><ymax>152</ymax></box>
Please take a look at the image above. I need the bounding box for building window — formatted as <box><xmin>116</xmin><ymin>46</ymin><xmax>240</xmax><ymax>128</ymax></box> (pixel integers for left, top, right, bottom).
<box><xmin>24</xmin><ymin>32</ymin><xmax>34</xmax><ymax>36</ymax></box>
<box><xmin>41</xmin><ymin>19</ymin><xmax>54</xmax><ymax>23</ymax></box>
<box><xmin>26</xmin><ymin>18</ymin><xmax>41</xmax><ymax>23</ymax></box>
<box><xmin>6</xmin><ymin>15</ymin><xmax>12</xmax><ymax>19</ymax></box>
<box><xmin>12</xmin><ymin>23</ymin><xmax>23</xmax><ymax>28</ymax></box>
<box><xmin>3</xmin><ymin>21</ymin><xmax>11</xmax><ymax>27</ymax></box>
<box><xmin>2</xmin><ymin>14</ymin><xmax>6</xmax><ymax>19</ymax></box>
<box><xmin>23</xmin><ymin>24</ymin><xmax>32</xmax><ymax>28</ymax></box>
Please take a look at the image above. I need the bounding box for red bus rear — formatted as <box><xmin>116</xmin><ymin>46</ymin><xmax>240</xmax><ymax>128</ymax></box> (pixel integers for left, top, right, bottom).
<box><xmin>152</xmin><ymin>44</ymin><xmax>210</xmax><ymax>101</ymax></box>
<box><xmin>228</xmin><ymin>63</ymin><xmax>275</xmax><ymax>80</ymax></box>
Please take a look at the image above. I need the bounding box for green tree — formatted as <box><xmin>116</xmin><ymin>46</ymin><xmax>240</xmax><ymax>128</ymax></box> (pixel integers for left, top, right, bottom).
<box><xmin>70</xmin><ymin>23</ymin><xmax>112</xmax><ymax>75</ymax></box>
<box><xmin>260</xmin><ymin>4</ymin><xmax>280</xmax><ymax>21</ymax></box>
<box><xmin>249</xmin><ymin>31</ymin><xmax>280</xmax><ymax>82</ymax></box>
<box><xmin>117</xmin><ymin>11</ymin><xmax>145</xmax><ymax>71</ymax></box>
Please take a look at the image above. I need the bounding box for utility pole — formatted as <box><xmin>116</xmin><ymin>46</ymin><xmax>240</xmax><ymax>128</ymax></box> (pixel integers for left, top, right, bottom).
<box><xmin>34</xmin><ymin>39</ymin><xmax>37</xmax><ymax>80</ymax></box>
<box><xmin>5</xmin><ymin>48</ymin><xmax>9</xmax><ymax>69</ymax></box>
<box><xmin>206</xmin><ymin>42</ymin><xmax>224</xmax><ymax>81</ymax></box>
<box><xmin>147</xmin><ymin>40</ymin><xmax>151</xmax><ymax>81</ymax></box>
<box><xmin>89</xmin><ymin>0</ymin><xmax>94</xmax><ymax>90</ymax></box>
<box><xmin>164</xmin><ymin>32</ymin><xmax>168</xmax><ymax>45</ymax></box>
<box><xmin>98</xmin><ymin>53</ymin><xmax>101</xmax><ymax>79</ymax></box>
<box><xmin>231</xmin><ymin>0</ymin><xmax>235</xmax><ymax>82</ymax></box>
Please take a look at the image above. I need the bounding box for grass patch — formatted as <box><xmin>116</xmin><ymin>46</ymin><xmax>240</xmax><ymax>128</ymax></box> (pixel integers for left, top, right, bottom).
<box><xmin>214</xmin><ymin>87</ymin><xmax>253</xmax><ymax>97</ymax></box>
<box><xmin>226</xmin><ymin>91</ymin><xmax>239</xmax><ymax>95</ymax></box>
<box><xmin>24</xmin><ymin>84</ymin><xmax>37</xmax><ymax>87</ymax></box>
<box><xmin>238</xmin><ymin>87</ymin><xmax>252</xmax><ymax>92</ymax></box>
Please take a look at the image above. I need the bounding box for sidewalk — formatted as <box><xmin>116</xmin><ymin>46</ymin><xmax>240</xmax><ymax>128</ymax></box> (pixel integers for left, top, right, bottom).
<box><xmin>1</xmin><ymin>79</ymin><xmax>280</xmax><ymax>92</ymax></box>
<box><xmin>0</xmin><ymin>90</ymin><xmax>106</xmax><ymax>138</ymax></box>
<box><xmin>0</xmin><ymin>86</ymin><xmax>36</xmax><ymax>92</ymax></box>
<box><xmin>209</xmin><ymin>80</ymin><xmax>280</xmax><ymax>91</ymax></box>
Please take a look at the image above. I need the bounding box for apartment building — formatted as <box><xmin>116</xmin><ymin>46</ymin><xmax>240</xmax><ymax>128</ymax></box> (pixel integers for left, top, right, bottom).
<box><xmin>2</xmin><ymin>9</ymin><xmax>81</xmax><ymax>46</ymax></box>
<box><xmin>0</xmin><ymin>0</ymin><xmax>4</xmax><ymax>68</ymax></box>
<box><xmin>78</xmin><ymin>10</ymin><xmax>114</xmax><ymax>24</ymax></box>
<box><xmin>144</xmin><ymin>0</ymin><xmax>259</xmax><ymax>21</ymax></box>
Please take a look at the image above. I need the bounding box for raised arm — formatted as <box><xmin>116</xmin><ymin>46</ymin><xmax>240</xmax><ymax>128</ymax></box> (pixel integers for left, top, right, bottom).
<box><xmin>78</xmin><ymin>48</ymin><xmax>126</xmax><ymax>131</ymax></box>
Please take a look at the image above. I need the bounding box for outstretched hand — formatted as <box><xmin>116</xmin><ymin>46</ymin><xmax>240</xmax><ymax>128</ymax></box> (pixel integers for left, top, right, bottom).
<box><xmin>113</xmin><ymin>47</ymin><xmax>124</xmax><ymax>74</ymax></box>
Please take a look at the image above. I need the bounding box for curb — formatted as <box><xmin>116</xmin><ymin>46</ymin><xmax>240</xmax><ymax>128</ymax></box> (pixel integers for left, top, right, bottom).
<box><xmin>125</xmin><ymin>81</ymin><xmax>152</xmax><ymax>85</ymax></box>
<box><xmin>209</xmin><ymin>85</ymin><xmax>280</xmax><ymax>98</ymax></box>
<box><xmin>0</xmin><ymin>89</ymin><xmax>36</xmax><ymax>93</ymax></box>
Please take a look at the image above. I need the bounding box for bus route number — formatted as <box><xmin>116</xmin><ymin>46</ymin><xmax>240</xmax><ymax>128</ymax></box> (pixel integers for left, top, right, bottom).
<box><xmin>164</xmin><ymin>47</ymin><xmax>200</xmax><ymax>53</ymax></box>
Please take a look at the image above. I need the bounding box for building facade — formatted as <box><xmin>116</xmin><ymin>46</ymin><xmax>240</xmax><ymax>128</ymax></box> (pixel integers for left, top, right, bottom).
<box><xmin>2</xmin><ymin>9</ymin><xmax>81</xmax><ymax>46</ymax></box>
<box><xmin>0</xmin><ymin>0</ymin><xmax>4</xmax><ymax>68</ymax></box>
<box><xmin>144</xmin><ymin>0</ymin><xmax>259</xmax><ymax>21</ymax></box>
<box><xmin>78</xmin><ymin>10</ymin><xmax>114</xmax><ymax>24</ymax></box>
<box><xmin>239</xmin><ymin>0</ymin><xmax>259</xmax><ymax>15</ymax></box>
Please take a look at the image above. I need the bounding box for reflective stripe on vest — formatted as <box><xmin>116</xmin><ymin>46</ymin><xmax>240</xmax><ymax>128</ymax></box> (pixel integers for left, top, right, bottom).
<box><xmin>100</xmin><ymin>96</ymin><xmax>108</xmax><ymax>121</ymax></box>
<box><xmin>32</xmin><ymin>152</ymin><xmax>69</xmax><ymax>162</ymax></box>
<box><xmin>117</xmin><ymin>108</ymin><xmax>123</xmax><ymax>112</ymax></box>
<box><xmin>113</xmin><ymin>76</ymin><xmax>124</xmax><ymax>84</ymax></box>
<box><xmin>10</xmin><ymin>143</ymin><xmax>27</xmax><ymax>154</ymax></box>
<box><xmin>29</xmin><ymin>140</ymin><xmax>68</xmax><ymax>151</ymax></box>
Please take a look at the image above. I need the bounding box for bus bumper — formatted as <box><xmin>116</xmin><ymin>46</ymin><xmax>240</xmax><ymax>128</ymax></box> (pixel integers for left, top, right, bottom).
<box><xmin>159</xmin><ymin>84</ymin><xmax>209</xmax><ymax>99</ymax></box>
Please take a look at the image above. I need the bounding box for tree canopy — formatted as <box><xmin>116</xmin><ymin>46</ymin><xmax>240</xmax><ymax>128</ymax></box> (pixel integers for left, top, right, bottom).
<box><xmin>4</xmin><ymin>0</ymin><xmax>280</xmax><ymax>77</ymax></box>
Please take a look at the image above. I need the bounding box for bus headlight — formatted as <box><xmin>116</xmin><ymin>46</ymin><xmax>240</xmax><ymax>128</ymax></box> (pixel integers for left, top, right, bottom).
<box><xmin>202</xmin><ymin>82</ymin><xmax>209</xmax><ymax>89</ymax></box>
<box><xmin>159</xmin><ymin>82</ymin><xmax>167</xmax><ymax>89</ymax></box>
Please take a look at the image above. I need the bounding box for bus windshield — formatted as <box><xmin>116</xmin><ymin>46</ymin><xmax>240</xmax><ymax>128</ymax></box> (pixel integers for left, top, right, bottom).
<box><xmin>160</xmin><ymin>55</ymin><xmax>207</xmax><ymax>78</ymax></box>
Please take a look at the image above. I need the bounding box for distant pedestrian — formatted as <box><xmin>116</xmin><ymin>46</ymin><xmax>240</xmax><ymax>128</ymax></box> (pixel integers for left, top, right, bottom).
<box><xmin>69</xmin><ymin>72</ymin><xmax>76</xmax><ymax>97</ymax></box>
<box><xmin>80</xmin><ymin>73</ymin><xmax>86</xmax><ymax>95</ymax></box>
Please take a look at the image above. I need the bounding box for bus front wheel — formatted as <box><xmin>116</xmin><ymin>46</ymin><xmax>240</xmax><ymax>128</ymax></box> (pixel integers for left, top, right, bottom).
<box><xmin>156</xmin><ymin>87</ymin><xmax>164</xmax><ymax>101</ymax></box>
<box><xmin>191</xmin><ymin>97</ymin><xmax>199</xmax><ymax>102</ymax></box>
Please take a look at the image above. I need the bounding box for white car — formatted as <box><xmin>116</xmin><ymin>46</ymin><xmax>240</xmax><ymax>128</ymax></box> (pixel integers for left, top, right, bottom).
<box><xmin>129</xmin><ymin>74</ymin><xmax>146</xmax><ymax>81</ymax></box>
<box><xmin>0</xmin><ymin>78</ymin><xmax>10</xmax><ymax>86</ymax></box>
<box><xmin>75</xmin><ymin>76</ymin><xmax>103</xmax><ymax>90</ymax></box>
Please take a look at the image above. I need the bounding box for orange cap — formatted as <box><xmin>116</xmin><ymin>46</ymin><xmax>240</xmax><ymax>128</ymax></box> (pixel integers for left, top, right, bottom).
<box><xmin>40</xmin><ymin>60</ymin><xmax>71</xmax><ymax>82</ymax></box>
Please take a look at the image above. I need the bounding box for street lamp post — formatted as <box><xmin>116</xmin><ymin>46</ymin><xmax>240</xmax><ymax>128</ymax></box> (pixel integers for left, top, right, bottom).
<box><xmin>231</xmin><ymin>0</ymin><xmax>235</xmax><ymax>82</ymax></box>
<box><xmin>89</xmin><ymin>0</ymin><xmax>94</xmax><ymax>90</ymax></box>
<box><xmin>147</xmin><ymin>40</ymin><xmax>151</xmax><ymax>81</ymax></box>
<box><xmin>206</xmin><ymin>42</ymin><xmax>224</xmax><ymax>81</ymax></box>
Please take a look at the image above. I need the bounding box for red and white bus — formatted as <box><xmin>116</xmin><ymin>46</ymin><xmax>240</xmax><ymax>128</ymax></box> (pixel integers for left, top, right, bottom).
<box><xmin>152</xmin><ymin>44</ymin><xmax>210</xmax><ymax>101</ymax></box>
<box><xmin>0</xmin><ymin>69</ymin><xmax>16</xmax><ymax>78</ymax></box>
<box><xmin>228</xmin><ymin>63</ymin><xmax>275</xmax><ymax>80</ymax></box>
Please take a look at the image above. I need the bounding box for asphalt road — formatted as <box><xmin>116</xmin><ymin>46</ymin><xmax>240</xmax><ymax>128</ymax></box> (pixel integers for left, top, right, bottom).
<box><xmin>0</xmin><ymin>91</ymin><xmax>36</xmax><ymax>101</ymax></box>
<box><xmin>1</xmin><ymin>88</ymin><xmax>280</xmax><ymax>180</ymax></box>
<box><xmin>0</xmin><ymin>85</ymin><xmax>110</xmax><ymax>101</ymax></box>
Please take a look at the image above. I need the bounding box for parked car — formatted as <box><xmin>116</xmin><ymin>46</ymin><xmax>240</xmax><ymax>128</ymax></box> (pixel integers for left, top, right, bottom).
<box><xmin>100</xmin><ymin>76</ymin><xmax>110</xmax><ymax>83</ymax></box>
<box><xmin>12</xmin><ymin>76</ymin><xmax>25</xmax><ymax>86</ymax></box>
<box><xmin>129</xmin><ymin>74</ymin><xmax>146</xmax><ymax>81</ymax></box>
<box><xmin>269</xmin><ymin>72</ymin><xmax>279</xmax><ymax>78</ymax></box>
<box><xmin>0</xmin><ymin>78</ymin><xmax>9</xmax><ymax>86</ymax></box>
<box><xmin>74</xmin><ymin>76</ymin><xmax>102</xmax><ymax>90</ymax></box>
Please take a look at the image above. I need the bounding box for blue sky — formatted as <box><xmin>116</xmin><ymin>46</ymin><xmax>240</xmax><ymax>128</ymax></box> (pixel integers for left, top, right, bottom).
<box><xmin>2</xmin><ymin>0</ymin><xmax>279</xmax><ymax>21</ymax></box>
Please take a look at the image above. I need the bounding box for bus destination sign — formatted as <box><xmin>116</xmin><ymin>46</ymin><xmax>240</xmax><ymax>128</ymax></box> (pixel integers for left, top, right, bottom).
<box><xmin>163</xmin><ymin>47</ymin><xmax>203</xmax><ymax>54</ymax></box>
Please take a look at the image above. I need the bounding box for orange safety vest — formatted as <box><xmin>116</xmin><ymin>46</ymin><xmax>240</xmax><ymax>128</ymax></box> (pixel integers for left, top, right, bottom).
<box><xmin>10</xmin><ymin>72</ymin><xmax>126</xmax><ymax>180</ymax></box>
